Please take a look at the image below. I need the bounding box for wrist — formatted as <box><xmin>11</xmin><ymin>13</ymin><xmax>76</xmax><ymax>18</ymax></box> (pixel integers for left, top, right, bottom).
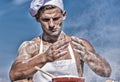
<box><xmin>82</xmin><ymin>51</ymin><xmax>89</xmax><ymax>61</ymax></box>
<box><xmin>40</xmin><ymin>54</ymin><xmax>48</xmax><ymax>63</ymax></box>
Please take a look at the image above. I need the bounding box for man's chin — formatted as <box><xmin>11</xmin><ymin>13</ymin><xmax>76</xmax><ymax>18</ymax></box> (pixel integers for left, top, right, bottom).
<box><xmin>49</xmin><ymin>31</ymin><xmax>61</xmax><ymax>36</ymax></box>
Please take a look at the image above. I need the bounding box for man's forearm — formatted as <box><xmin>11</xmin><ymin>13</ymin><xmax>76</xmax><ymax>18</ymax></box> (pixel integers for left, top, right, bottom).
<box><xmin>84</xmin><ymin>51</ymin><xmax>111</xmax><ymax>77</ymax></box>
<box><xmin>9</xmin><ymin>54</ymin><xmax>47</xmax><ymax>81</ymax></box>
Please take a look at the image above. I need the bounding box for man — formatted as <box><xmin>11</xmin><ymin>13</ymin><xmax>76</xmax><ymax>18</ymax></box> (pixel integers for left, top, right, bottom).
<box><xmin>9</xmin><ymin>0</ymin><xmax>111</xmax><ymax>82</ymax></box>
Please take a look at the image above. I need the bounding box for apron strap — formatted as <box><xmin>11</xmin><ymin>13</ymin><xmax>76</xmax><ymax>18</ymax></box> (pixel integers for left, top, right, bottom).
<box><xmin>68</xmin><ymin>43</ymin><xmax>76</xmax><ymax>63</ymax></box>
<box><xmin>39</xmin><ymin>35</ymin><xmax>43</xmax><ymax>54</ymax></box>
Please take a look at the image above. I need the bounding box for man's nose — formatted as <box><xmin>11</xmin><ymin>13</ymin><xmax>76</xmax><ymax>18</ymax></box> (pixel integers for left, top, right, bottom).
<box><xmin>49</xmin><ymin>19</ymin><xmax>54</xmax><ymax>28</ymax></box>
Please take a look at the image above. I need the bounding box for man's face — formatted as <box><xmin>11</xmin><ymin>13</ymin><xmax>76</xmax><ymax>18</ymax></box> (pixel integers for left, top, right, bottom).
<box><xmin>38</xmin><ymin>7</ymin><xmax>66</xmax><ymax>36</ymax></box>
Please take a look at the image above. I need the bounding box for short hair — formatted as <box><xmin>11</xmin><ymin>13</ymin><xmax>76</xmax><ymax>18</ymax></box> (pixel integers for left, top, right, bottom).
<box><xmin>35</xmin><ymin>5</ymin><xmax>63</xmax><ymax>21</ymax></box>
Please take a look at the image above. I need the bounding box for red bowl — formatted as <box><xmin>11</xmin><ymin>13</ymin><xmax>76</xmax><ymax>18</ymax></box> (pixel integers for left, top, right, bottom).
<box><xmin>52</xmin><ymin>76</ymin><xmax>85</xmax><ymax>82</ymax></box>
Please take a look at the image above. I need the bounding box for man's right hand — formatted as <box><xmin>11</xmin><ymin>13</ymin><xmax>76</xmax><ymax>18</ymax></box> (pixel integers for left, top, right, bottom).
<box><xmin>44</xmin><ymin>39</ymin><xmax>69</xmax><ymax>62</ymax></box>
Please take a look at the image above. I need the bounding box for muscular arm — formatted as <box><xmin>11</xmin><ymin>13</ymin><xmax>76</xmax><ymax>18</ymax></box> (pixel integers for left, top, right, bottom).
<box><xmin>9</xmin><ymin>38</ymin><xmax>69</xmax><ymax>81</ymax></box>
<box><xmin>83</xmin><ymin>41</ymin><xmax>111</xmax><ymax>77</ymax></box>
<box><xmin>9</xmin><ymin>41</ymin><xmax>47</xmax><ymax>81</ymax></box>
<box><xmin>72</xmin><ymin>37</ymin><xmax>112</xmax><ymax>77</ymax></box>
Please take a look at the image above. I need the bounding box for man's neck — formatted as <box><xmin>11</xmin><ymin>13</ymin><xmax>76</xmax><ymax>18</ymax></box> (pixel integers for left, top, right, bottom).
<box><xmin>42</xmin><ymin>32</ymin><xmax>65</xmax><ymax>43</ymax></box>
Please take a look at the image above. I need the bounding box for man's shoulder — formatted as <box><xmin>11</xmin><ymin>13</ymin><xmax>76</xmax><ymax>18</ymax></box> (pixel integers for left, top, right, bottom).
<box><xmin>19</xmin><ymin>36</ymin><xmax>40</xmax><ymax>49</ymax></box>
<box><xmin>65</xmin><ymin>34</ymin><xmax>90</xmax><ymax>43</ymax></box>
<box><xmin>71</xmin><ymin>36</ymin><xmax>90</xmax><ymax>43</ymax></box>
<box><xmin>24</xmin><ymin>36</ymin><xmax>40</xmax><ymax>44</ymax></box>
<box><xmin>32</xmin><ymin>36</ymin><xmax>41</xmax><ymax>42</ymax></box>
<box><xmin>71</xmin><ymin>36</ymin><xmax>93</xmax><ymax>48</ymax></box>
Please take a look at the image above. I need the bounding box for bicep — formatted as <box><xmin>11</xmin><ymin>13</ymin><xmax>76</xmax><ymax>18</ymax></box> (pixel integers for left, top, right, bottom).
<box><xmin>13</xmin><ymin>40</ymin><xmax>40</xmax><ymax>66</ymax></box>
<box><xmin>14</xmin><ymin>41</ymin><xmax>32</xmax><ymax>64</ymax></box>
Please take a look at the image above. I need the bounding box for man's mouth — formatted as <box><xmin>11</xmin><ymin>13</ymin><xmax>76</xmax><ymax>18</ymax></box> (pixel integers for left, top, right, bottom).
<box><xmin>49</xmin><ymin>28</ymin><xmax>57</xmax><ymax>32</ymax></box>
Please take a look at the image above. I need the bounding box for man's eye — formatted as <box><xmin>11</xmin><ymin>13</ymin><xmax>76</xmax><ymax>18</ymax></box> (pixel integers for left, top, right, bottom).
<box><xmin>53</xmin><ymin>17</ymin><xmax>60</xmax><ymax>21</ymax></box>
<box><xmin>41</xmin><ymin>18</ymin><xmax>50</xmax><ymax>22</ymax></box>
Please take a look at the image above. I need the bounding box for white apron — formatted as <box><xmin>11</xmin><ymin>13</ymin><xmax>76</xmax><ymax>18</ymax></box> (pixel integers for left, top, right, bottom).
<box><xmin>33</xmin><ymin>39</ymin><xmax>78</xmax><ymax>82</ymax></box>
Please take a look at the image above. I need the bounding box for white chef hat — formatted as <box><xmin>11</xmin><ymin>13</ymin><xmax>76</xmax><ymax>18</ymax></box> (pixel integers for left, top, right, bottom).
<box><xmin>29</xmin><ymin>0</ymin><xmax>64</xmax><ymax>17</ymax></box>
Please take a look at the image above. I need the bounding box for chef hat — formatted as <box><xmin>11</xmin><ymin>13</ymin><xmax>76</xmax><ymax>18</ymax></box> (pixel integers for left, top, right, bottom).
<box><xmin>30</xmin><ymin>0</ymin><xmax>64</xmax><ymax>17</ymax></box>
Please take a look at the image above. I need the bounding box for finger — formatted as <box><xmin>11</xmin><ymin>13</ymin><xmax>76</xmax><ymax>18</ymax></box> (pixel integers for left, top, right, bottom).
<box><xmin>72</xmin><ymin>41</ymin><xmax>84</xmax><ymax>50</ymax></box>
<box><xmin>48</xmin><ymin>43</ymin><xmax>68</xmax><ymax>57</ymax></box>
<box><xmin>54</xmin><ymin>51</ymin><xmax>67</xmax><ymax>60</ymax></box>
<box><xmin>72</xmin><ymin>37</ymin><xmax>83</xmax><ymax>46</ymax></box>
<box><xmin>54</xmin><ymin>39</ymin><xmax>69</xmax><ymax>49</ymax></box>
<box><xmin>58</xmin><ymin>43</ymin><xmax>68</xmax><ymax>50</ymax></box>
<box><xmin>73</xmin><ymin>48</ymin><xmax>86</xmax><ymax>57</ymax></box>
<box><xmin>51</xmin><ymin>42</ymin><xmax>67</xmax><ymax>55</ymax></box>
<box><xmin>73</xmin><ymin>48</ymin><xmax>82</xmax><ymax>54</ymax></box>
<box><xmin>56</xmin><ymin>51</ymin><xmax>67</xmax><ymax>58</ymax></box>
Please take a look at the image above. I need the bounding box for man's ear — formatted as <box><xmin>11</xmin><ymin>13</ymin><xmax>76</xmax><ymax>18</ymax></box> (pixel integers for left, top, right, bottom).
<box><xmin>62</xmin><ymin>11</ymin><xmax>66</xmax><ymax>20</ymax></box>
<box><xmin>35</xmin><ymin>14</ymin><xmax>39</xmax><ymax>22</ymax></box>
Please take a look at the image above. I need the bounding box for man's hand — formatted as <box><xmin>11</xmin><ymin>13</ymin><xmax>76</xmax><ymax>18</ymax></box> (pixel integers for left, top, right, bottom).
<box><xmin>44</xmin><ymin>39</ymin><xmax>69</xmax><ymax>62</ymax></box>
<box><xmin>72</xmin><ymin>36</ymin><xmax>88</xmax><ymax>61</ymax></box>
<box><xmin>72</xmin><ymin>36</ymin><xmax>112</xmax><ymax>77</ymax></box>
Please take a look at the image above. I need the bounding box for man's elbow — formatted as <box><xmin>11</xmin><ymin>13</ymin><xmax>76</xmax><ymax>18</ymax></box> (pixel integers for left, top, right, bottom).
<box><xmin>104</xmin><ymin>66</ymin><xmax>112</xmax><ymax>77</ymax></box>
<box><xmin>99</xmin><ymin>66</ymin><xmax>112</xmax><ymax>77</ymax></box>
<box><xmin>9</xmin><ymin>70</ymin><xmax>16</xmax><ymax>81</ymax></box>
<box><xmin>9</xmin><ymin>69</ymin><xmax>24</xmax><ymax>81</ymax></box>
